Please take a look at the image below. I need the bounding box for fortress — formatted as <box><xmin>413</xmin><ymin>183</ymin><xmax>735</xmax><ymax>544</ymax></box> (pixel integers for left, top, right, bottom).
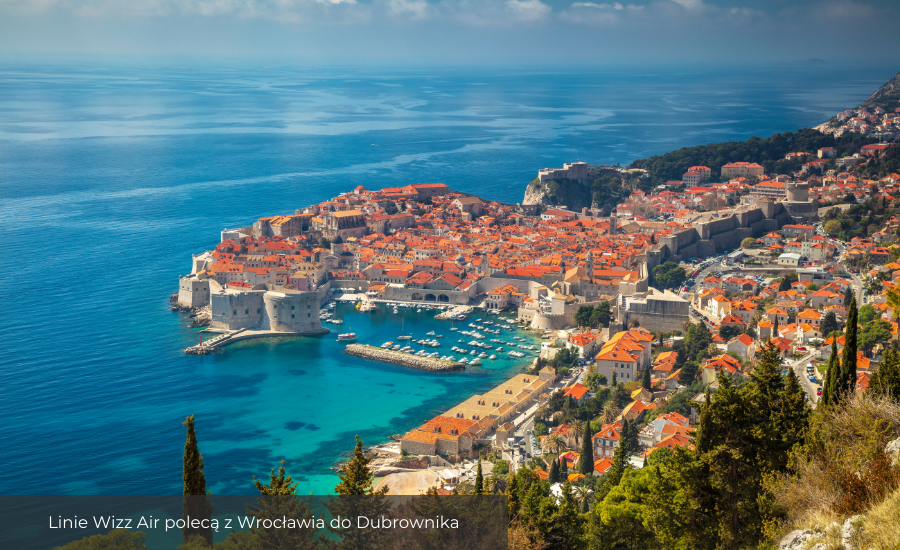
<box><xmin>208</xmin><ymin>282</ymin><xmax>325</xmax><ymax>334</ymax></box>
<box><xmin>537</xmin><ymin>162</ymin><xmax>589</xmax><ymax>184</ymax></box>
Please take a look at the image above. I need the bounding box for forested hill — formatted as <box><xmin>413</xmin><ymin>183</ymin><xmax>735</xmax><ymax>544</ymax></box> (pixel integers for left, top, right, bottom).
<box><xmin>627</xmin><ymin>129</ymin><xmax>874</xmax><ymax>185</ymax></box>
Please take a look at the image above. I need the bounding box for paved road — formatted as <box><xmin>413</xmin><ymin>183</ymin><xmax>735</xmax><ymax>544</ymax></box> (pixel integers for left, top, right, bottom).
<box><xmin>789</xmin><ymin>351</ymin><xmax>820</xmax><ymax>408</ymax></box>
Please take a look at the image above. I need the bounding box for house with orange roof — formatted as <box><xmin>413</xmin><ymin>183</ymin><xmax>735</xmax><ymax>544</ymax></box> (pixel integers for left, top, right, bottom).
<box><xmin>701</xmin><ymin>354</ymin><xmax>743</xmax><ymax>383</ymax></box>
<box><xmin>765</xmin><ymin>307</ymin><xmax>789</xmax><ymax>325</ymax></box>
<box><xmin>563</xmin><ymin>383</ymin><xmax>590</xmax><ymax>403</ymax></box>
<box><xmin>706</xmin><ymin>295</ymin><xmax>732</xmax><ymax>320</ymax></box>
<box><xmin>566</xmin><ymin>332</ymin><xmax>598</xmax><ymax>357</ymax></box>
<box><xmin>655</xmin><ymin>433</ymin><xmax>693</xmax><ymax>451</ymax></box>
<box><xmin>399</xmin><ymin>416</ymin><xmax>476</xmax><ymax>457</ymax></box>
<box><xmin>726</xmin><ymin>333</ymin><xmax>755</xmax><ymax>361</ymax></box>
<box><xmin>592</xmin><ymin>422</ymin><xmax>623</xmax><ymax>459</ymax></box>
<box><xmin>594</xmin><ymin>329</ymin><xmax>653</xmax><ymax>384</ymax></box>
<box><xmin>593</xmin><ymin>458</ymin><xmax>614</xmax><ymax>476</ymax></box>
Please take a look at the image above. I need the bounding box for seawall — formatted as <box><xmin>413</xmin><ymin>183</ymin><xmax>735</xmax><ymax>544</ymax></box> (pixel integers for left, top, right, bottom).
<box><xmin>344</xmin><ymin>344</ymin><xmax>465</xmax><ymax>372</ymax></box>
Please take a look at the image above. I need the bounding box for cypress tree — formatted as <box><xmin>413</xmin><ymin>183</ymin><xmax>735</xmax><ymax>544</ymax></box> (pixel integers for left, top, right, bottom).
<box><xmin>822</xmin><ymin>338</ymin><xmax>839</xmax><ymax>406</ymax></box>
<box><xmin>772</xmin><ymin>315</ymin><xmax>779</xmax><ymax>341</ymax></box>
<box><xmin>641</xmin><ymin>364</ymin><xmax>651</xmax><ymax>390</ymax></box>
<box><xmin>844</xmin><ymin>285</ymin><xmax>853</xmax><ymax>307</ymax></box>
<box><xmin>578</xmin><ymin>421</ymin><xmax>594</xmax><ymax>475</ymax></box>
<box><xmin>839</xmin><ymin>296</ymin><xmax>858</xmax><ymax>400</ymax></box>
<box><xmin>474</xmin><ymin>457</ymin><xmax>484</xmax><ymax>495</ymax></box>
<box><xmin>181</xmin><ymin>415</ymin><xmax>212</xmax><ymax>547</ymax></box>
<box><xmin>779</xmin><ymin>277</ymin><xmax>791</xmax><ymax>292</ymax></box>
<box><xmin>612</xmin><ymin>372</ymin><xmax>617</xmax><ymax>387</ymax></box>
<box><xmin>548</xmin><ymin>458</ymin><xmax>559</xmax><ymax>483</ymax></box>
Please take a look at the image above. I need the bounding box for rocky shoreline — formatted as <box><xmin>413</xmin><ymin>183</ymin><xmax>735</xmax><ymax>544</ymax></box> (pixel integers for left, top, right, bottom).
<box><xmin>344</xmin><ymin>344</ymin><xmax>465</xmax><ymax>372</ymax></box>
<box><xmin>169</xmin><ymin>294</ymin><xmax>212</xmax><ymax>327</ymax></box>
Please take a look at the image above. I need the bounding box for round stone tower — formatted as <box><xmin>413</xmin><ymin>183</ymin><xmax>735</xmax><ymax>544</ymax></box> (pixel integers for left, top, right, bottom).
<box><xmin>785</xmin><ymin>182</ymin><xmax>809</xmax><ymax>202</ymax></box>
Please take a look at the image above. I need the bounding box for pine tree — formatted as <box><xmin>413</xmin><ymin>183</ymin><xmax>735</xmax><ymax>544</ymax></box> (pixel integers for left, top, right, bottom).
<box><xmin>229</xmin><ymin>460</ymin><xmax>318</xmax><ymax>550</ymax></box>
<box><xmin>578</xmin><ymin>421</ymin><xmax>594</xmax><ymax>475</ymax></box>
<box><xmin>334</xmin><ymin>435</ymin><xmax>386</xmax><ymax>495</ymax></box>
<box><xmin>641</xmin><ymin>364</ymin><xmax>651</xmax><ymax>390</ymax></box>
<box><xmin>839</xmin><ymin>296</ymin><xmax>858</xmax><ymax>401</ymax></box>
<box><xmin>181</xmin><ymin>415</ymin><xmax>213</xmax><ymax>547</ymax></box>
<box><xmin>474</xmin><ymin>457</ymin><xmax>485</xmax><ymax>495</ymax></box>
<box><xmin>820</xmin><ymin>310</ymin><xmax>838</xmax><ymax>338</ymax></box>
<box><xmin>779</xmin><ymin>277</ymin><xmax>791</xmax><ymax>292</ymax></box>
<box><xmin>327</xmin><ymin>436</ymin><xmax>390</xmax><ymax>550</ymax></box>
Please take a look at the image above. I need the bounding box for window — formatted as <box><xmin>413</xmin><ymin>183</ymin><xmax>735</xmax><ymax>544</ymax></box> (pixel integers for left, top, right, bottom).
<box><xmin>245</xmin><ymin>309</ymin><xmax>249</xmax><ymax>314</ymax></box>
<box><xmin>257</xmin><ymin>309</ymin><xmax>261</xmax><ymax>313</ymax></box>
<box><xmin>233</xmin><ymin>310</ymin><xmax>237</xmax><ymax>315</ymax></box>
<box><xmin>308</xmin><ymin>313</ymin><xmax>311</xmax><ymax>318</ymax></box>
<box><xmin>291</xmin><ymin>305</ymin><xmax>295</xmax><ymax>310</ymax></box>
<box><xmin>291</xmin><ymin>314</ymin><xmax>295</xmax><ymax>318</ymax></box>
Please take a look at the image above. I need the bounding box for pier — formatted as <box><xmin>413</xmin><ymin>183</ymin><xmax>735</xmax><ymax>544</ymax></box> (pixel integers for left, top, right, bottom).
<box><xmin>183</xmin><ymin>327</ymin><xmax>329</xmax><ymax>355</ymax></box>
<box><xmin>344</xmin><ymin>344</ymin><xmax>465</xmax><ymax>372</ymax></box>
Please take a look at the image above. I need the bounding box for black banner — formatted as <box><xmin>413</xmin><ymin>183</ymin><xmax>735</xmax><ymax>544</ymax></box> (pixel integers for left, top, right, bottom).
<box><xmin>0</xmin><ymin>495</ymin><xmax>508</xmax><ymax>550</ymax></box>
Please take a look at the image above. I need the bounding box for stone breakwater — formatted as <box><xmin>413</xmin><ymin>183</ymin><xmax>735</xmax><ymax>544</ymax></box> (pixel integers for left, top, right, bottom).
<box><xmin>344</xmin><ymin>344</ymin><xmax>464</xmax><ymax>372</ymax></box>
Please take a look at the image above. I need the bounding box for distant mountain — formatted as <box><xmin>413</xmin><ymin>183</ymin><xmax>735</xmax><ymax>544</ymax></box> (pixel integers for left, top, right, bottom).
<box><xmin>791</xmin><ymin>58</ymin><xmax>827</xmax><ymax>65</ymax></box>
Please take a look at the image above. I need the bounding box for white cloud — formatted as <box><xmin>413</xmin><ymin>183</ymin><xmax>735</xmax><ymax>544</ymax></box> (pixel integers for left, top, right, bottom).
<box><xmin>505</xmin><ymin>0</ymin><xmax>550</xmax><ymax>21</ymax></box>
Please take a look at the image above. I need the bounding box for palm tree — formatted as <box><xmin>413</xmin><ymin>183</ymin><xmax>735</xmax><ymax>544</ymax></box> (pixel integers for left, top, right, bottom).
<box><xmin>572</xmin><ymin>484</ymin><xmax>591</xmax><ymax>511</ymax></box>
<box><xmin>569</xmin><ymin>423</ymin><xmax>584</xmax><ymax>448</ymax></box>
<box><xmin>545</xmin><ymin>434</ymin><xmax>566</xmax><ymax>456</ymax></box>
<box><xmin>601</xmin><ymin>401</ymin><xmax>621</xmax><ymax>425</ymax></box>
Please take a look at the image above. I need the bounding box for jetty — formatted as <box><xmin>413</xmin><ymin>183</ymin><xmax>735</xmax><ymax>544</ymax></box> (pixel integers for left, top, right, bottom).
<box><xmin>344</xmin><ymin>344</ymin><xmax>465</xmax><ymax>372</ymax></box>
<box><xmin>183</xmin><ymin>327</ymin><xmax>329</xmax><ymax>355</ymax></box>
<box><xmin>434</xmin><ymin>305</ymin><xmax>474</xmax><ymax>320</ymax></box>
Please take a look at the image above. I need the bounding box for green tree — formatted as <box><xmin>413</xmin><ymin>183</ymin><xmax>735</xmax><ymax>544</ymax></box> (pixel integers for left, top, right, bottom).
<box><xmin>334</xmin><ymin>435</ymin><xmax>387</xmax><ymax>496</ymax></box>
<box><xmin>858</xmin><ymin>304</ymin><xmax>877</xmax><ymax>325</ymax></box>
<box><xmin>641</xmin><ymin>364</ymin><xmax>651</xmax><ymax>390</ymax></box>
<box><xmin>52</xmin><ymin>530</ymin><xmax>149</xmax><ymax>550</ymax></box>
<box><xmin>575</xmin><ymin>305</ymin><xmax>594</xmax><ymax>328</ymax></box>
<box><xmin>225</xmin><ymin>461</ymin><xmax>318</xmax><ymax>550</ymax></box>
<box><xmin>585</xmin><ymin>372</ymin><xmax>607</xmax><ymax>390</ymax></box>
<box><xmin>549</xmin><ymin>458</ymin><xmax>560</xmax><ymax>483</ymax></box>
<box><xmin>805</xmin><ymin>283</ymin><xmax>819</xmax><ymax>291</ymax></box>
<box><xmin>824</xmin><ymin>219</ymin><xmax>841</xmax><ymax>236</ymax></box>
<box><xmin>820</xmin><ymin>310</ymin><xmax>839</xmax><ymax>337</ymax></box>
<box><xmin>578</xmin><ymin>421</ymin><xmax>594</xmax><ymax>475</ymax></box>
<box><xmin>652</xmin><ymin>262</ymin><xmax>688</xmax><ymax>290</ymax></box>
<box><xmin>859</xmin><ymin>319</ymin><xmax>892</xmax><ymax>354</ymax></box>
<box><xmin>591</xmin><ymin>301</ymin><xmax>611</xmax><ymax>327</ymax></box>
<box><xmin>718</xmin><ymin>325</ymin><xmax>742</xmax><ymax>341</ymax></box>
<box><xmin>822</xmin><ymin>338</ymin><xmax>840</xmax><ymax>406</ymax></box>
<box><xmin>778</xmin><ymin>277</ymin><xmax>791</xmax><ymax>292</ymax></box>
<box><xmin>319</xmin><ymin>237</ymin><xmax>331</xmax><ymax>249</ymax></box>
<box><xmin>868</xmin><ymin>347</ymin><xmax>900</xmax><ymax>399</ymax></box>
<box><xmin>474</xmin><ymin>457</ymin><xmax>485</xmax><ymax>495</ymax></box>
<box><xmin>740</xmin><ymin>237</ymin><xmax>756</xmax><ymax>248</ymax></box>
<box><xmin>844</xmin><ymin>285</ymin><xmax>853</xmax><ymax>307</ymax></box>
<box><xmin>326</xmin><ymin>436</ymin><xmax>390</xmax><ymax>550</ymax></box>
<box><xmin>181</xmin><ymin>415</ymin><xmax>212</xmax><ymax>548</ymax></box>
<box><xmin>838</xmin><ymin>296</ymin><xmax>859</xmax><ymax>400</ymax></box>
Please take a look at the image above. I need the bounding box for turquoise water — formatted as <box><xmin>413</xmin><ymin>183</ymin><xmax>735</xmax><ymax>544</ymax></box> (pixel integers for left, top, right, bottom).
<box><xmin>0</xmin><ymin>62</ymin><xmax>894</xmax><ymax>495</ymax></box>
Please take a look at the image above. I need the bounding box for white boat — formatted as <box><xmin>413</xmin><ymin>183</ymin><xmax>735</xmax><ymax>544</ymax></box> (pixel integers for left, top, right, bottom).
<box><xmin>392</xmin><ymin>345</ymin><xmax>401</xmax><ymax>350</ymax></box>
<box><xmin>459</xmin><ymin>358</ymin><xmax>468</xmax><ymax>364</ymax></box>
<box><xmin>469</xmin><ymin>358</ymin><xmax>482</xmax><ymax>366</ymax></box>
<box><xmin>497</xmin><ymin>347</ymin><xmax>504</xmax><ymax>352</ymax></box>
<box><xmin>478</xmin><ymin>352</ymin><xmax>488</xmax><ymax>358</ymax></box>
<box><xmin>489</xmin><ymin>355</ymin><xmax>497</xmax><ymax>360</ymax></box>
<box><xmin>416</xmin><ymin>309</ymin><xmax>422</xmax><ymax>313</ymax></box>
<box><xmin>337</xmin><ymin>332</ymin><xmax>357</xmax><ymax>342</ymax></box>
<box><xmin>436</xmin><ymin>335</ymin><xmax>443</xmax><ymax>338</ymax></box>
<box><xmin>450</xmin><ymin>327</ymin><xmax>458</xmax><ymax>332</ymax></box>
<box><xmin>469</xmin><ymin>350</ymin><xmax>477</xmax><ymax>355</ymax></box>
<box><xmin>332</xmin><ymin>319</ymin><xmax>344</xmax><ymax>325</ymax></box>
<box><xmin>381</xmin><ymin>341</ymin><xmax>393</xmax><ymax>348</ymax></box>
<box><xmin>426</xmin><ymin>331</ymin><xmax>435</xmax><ymax>336</ymax></box>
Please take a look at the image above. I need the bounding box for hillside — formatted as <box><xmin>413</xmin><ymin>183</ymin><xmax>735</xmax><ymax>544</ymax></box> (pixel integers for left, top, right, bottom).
<box><xmin>816</xmin><ymin>70</ymin><xmax>900</xmax><ymax>133</ymax></box>
<box><xmin>626</xmin><ymin>129</ymin><xmax>872</xmax><ymax>185</ymax></box>
<box><xmin>523</xmin><ymin>168</ymin><xmax>651</xmax><ymax>211</ymax></box>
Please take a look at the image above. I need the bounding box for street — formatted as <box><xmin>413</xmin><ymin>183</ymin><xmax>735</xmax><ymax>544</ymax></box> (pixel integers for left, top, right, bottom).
<box><xmin>789</xmin><ymin>351</ymin><xmax>820</xmax><ymax>408</ymax></box>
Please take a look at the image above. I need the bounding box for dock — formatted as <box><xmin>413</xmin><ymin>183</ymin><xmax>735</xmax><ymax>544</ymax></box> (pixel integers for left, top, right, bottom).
<box><xmin>344</xmin><ymin>344</ymin><xmax>465</xmax><ymax>372</ymax></box>
<box><xmin>183</xmin><ymin>327</ymin><xmax>330</xmax><ymax>355</ymax></box>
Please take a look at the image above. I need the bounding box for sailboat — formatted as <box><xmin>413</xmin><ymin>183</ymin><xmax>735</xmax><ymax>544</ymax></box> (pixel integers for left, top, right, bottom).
<box><xmin>397</xmin><ymin>318</ymin><xmax>412</xmax><ymax>340</ymax></box>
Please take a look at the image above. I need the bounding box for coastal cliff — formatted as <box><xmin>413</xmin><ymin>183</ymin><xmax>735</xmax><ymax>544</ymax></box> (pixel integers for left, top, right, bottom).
<box><xmin>522</xmin><ymin>168</ymin><xmax>638</xmax><ymax>211</ymax></box>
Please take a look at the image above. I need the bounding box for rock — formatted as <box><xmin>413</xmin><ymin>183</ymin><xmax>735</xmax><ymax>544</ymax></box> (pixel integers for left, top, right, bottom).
<box><xmin>779</xmin><ymin>529</ymin><xmax>823</xmax><ymax>550</ymax></box>
<box><xmin>886</xmin><ymin>436</ymin><xmax>900</xmax><ymax>466</ymax></box>
<box><xmin>809</xmin><ymin>544</ymin><xmax>826</xmax><ymax>550</ymax></box>
<box><xmin>841</xmin><ymin>514</ymin><xmax>863</xmax><ymax>549</ymax></box>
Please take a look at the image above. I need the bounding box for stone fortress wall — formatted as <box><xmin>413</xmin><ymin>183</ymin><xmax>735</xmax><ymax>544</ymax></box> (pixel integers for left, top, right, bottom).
<box><xmin>538</xmin><ymin>162</ymin><xmax>589</xmax><ymax>184</ymax></box>
<box><xmin>209</xmin><ymin>283</ymin><xmax>325</xmax><ymax>334</ymax></box>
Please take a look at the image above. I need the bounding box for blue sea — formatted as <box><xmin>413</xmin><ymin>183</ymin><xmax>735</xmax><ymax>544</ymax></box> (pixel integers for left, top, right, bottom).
<box><xmin>0</xmin><ymin>62</ymin><xmax>894</xmax><ymax>496</ymax></box>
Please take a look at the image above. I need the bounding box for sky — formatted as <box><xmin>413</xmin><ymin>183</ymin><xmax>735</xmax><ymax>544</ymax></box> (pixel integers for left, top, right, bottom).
<box><xmin>0</xmin><ymin>0</ymin><xmax>899</xmax><ymax>65</ymax></box>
